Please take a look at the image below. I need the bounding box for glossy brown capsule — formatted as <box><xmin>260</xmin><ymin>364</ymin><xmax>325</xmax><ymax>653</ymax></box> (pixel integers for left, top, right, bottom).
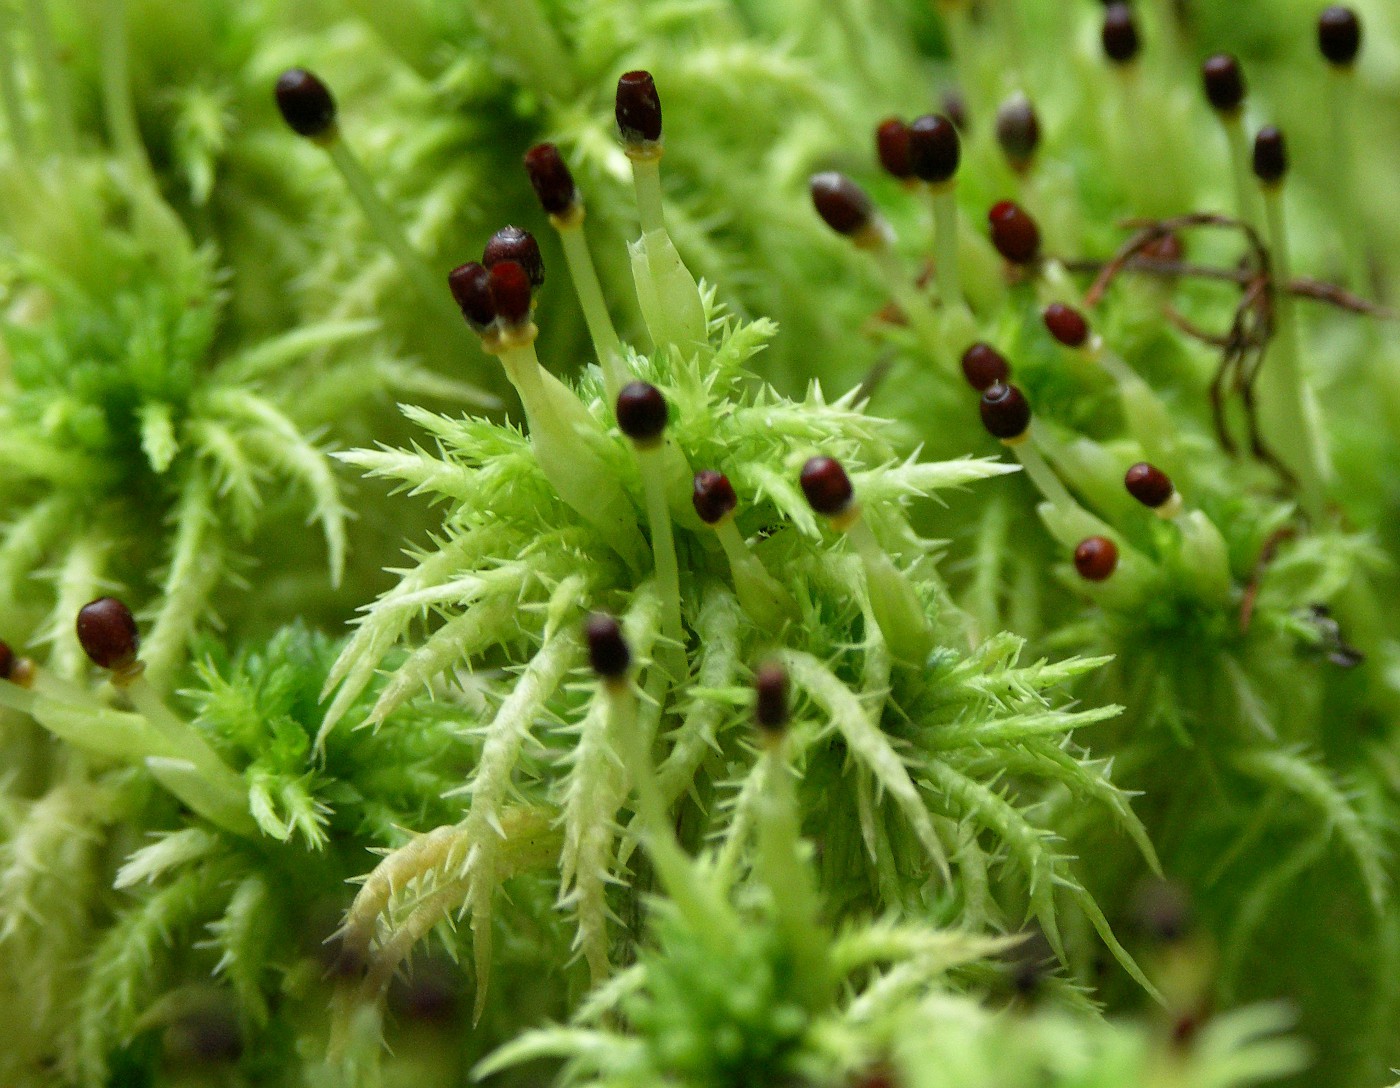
<box><xmin>875</xmin><ymin>117</ymin><xmax>914</xmax><ymax>180</ymax></box>
<box><xmin>523</xmin><ymin>143</ymin><xmax>578</xmax><ymax>216</ymax></box>
<box><xmin>1043</xmin><ymin>303</ymin><xmax>1090</xmax><ymax>349</ymax></box>
<box><xmin>979</xmin><ymin>381</ymin><xmax>1032</xmax><ymax>441</ymax></box>
<box><xmin>1073</xmin><ymin>536</ymin><xmax>1119</xmax><ymax>582</ymax></box>
<box><xmin>799</xmin><ymin>456</ymin><xmax>855</xmax><ymax>517</ymax></box>
<box><xmin>1318</xmin><ymin>6</ymin><xmax>1362</xmax><ymax>67</ymax></box>
<box><xmin>482</xmin><ymin>226</ymin><xmax>545</xmax><ymax>289</ymax></box>
<box><xmin>1124</xmin><ymin>462</ymin><xmax>1175</xmax><ymax>508</ymax></box>
<box><xmin>76</xmin><ymin>597</ymin><xmax>140</xmax><ymax>672</ymax></box>
<box><xmin>692</xmin><ymin>470</ymin><xmax>738</xmax><ymax>524</ymax></box>
<box><xmin>1252</xmin><ymin>126</ymin><xmax>1287</xmax><ymax>185</ymax></box>
<box><xmin>615</xmin><ymin>70</ymin><xmax>662</xmax><ymax>145</ymax></box>
<box><xmin>448</xmin><ymin>262</ymin><xmax>496</xmax><ymax>331</ymax></box>
<box><xmin>1202</xmin><ymin>54</ymin><xmax>1246</xmax><ymax>114</ymax></box>
<box><xmin>995</xmin><ymin>95</ymin><xmax>1040</xmax><ymax>171</ymax></box>
<box><xmin>615</xmin><ymin>381</ymin><xmax>668</xmax><ymax>444</ymax></box>
<box><xmin>1101</xmin><ymin>4</ymin><xmax>1141</xmax><ymax>65</ymax></box>
<box><xmin>907</xmin><ymin>114</ymin><xmax>960</xmax><ymax>185</ymax></box>
<box><xmin>960</xmin><ymin>342</ymin><xmax>1011</xmax><ymax>391</ymax></box>
<box><xmin>585</xmin><ymin>613</ymin><xmax>631</xmax><ymax>679</ymax></box>
<box><xmin>754</xmin><ymin>661</ymin><xmax>790</xmax><ymax>735</ymax></box>
<box><xmin>487</xmin><ymin>261</ymin><xmax>533</xmax><ymax>326</ymax></box>
<box><xmin>988</xmin><ymin>200</ymin><xmax>1041</xmax><ymax>265</ymax></box>
<box><xmin>275</xmin><ymin>68</ymin><xmax>337</xmax><ymax>139</ymax></box>
<box><xmin>810</xmin><ymin>172</ymin><xmax>874</xmax><ymax>237</ymax></box>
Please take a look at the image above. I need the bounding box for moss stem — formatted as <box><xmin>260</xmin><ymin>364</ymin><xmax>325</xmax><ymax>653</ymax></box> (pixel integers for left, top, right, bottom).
<box><xmin>1222</xmin><ymin>113</ymin><xmax>1258</xmax><ymax>227</ymax></box>
<box><xmin>0</xmin><ymin>1</ymin><xmax>31</xmax><ymax>153</ymax></box>
<box><xmin>324</xmin><ymin>138</ymin><xmax>460</xmax><ymax>327</ymax></box>
<box><xmin>21</xmin><ymin>0</ymin><xmax>76</xmax><ymax>155</ymax></box>
<box><xmin>554</xmin><ymin>210</ymin><xmax>629</xmax><ymax>399</ymax></box>
<box><xmin>99</xmin><ymin>0</ymin><xmax>149</xmax><ymax>177</ymax></box>
<box><xmin>1327</xmin><ymin>68</ymin><xmax>1368</xmax><ymax>292</ymax></box>
<box><xmin>1259</xmin><ymin>184</ymin><xmax>1329</xmax><ymax>519</ymax></box>
<box><xmin>638</xmin><ymin>445</ymin><xmax>685</xmax><ymax>678</ymax></box>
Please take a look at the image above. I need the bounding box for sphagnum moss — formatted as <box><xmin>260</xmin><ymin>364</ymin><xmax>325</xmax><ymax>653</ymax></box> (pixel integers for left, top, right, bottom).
<box><xmin>0</xmin><ymin>2</ymin><xmax>1397</xmax><ymax>1088</ymax></box>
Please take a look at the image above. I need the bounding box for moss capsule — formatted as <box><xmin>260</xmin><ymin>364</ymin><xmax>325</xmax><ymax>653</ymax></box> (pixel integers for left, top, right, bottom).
<box><xmin>615</xmin><ymin>381</ymin><xmax>669</xmax><ymax>446</ymax></box>
<box><xmin>810</xmin><ymin>172</ymin><xmax>874</xmax><ymax>237</ymax></box>
<box><xmin>1101</xmin><ymin>4</ymin><xmax>1141</xmax><ymax>65</ymax></box>
<box><xmin>487</xmin><ymin>261</ymin><xmax>533</xmax><ymax>326</ymax></box>
<box><xmin>448</xmin><ymin>262</ymin><xmax>496</xmax><ymax>331</ymax></box>
<box><xmin>988</xmin><ymin>200</ymin><xmax>1041</xmax><ymax>265</ymax></box>
<box><xmin>585</xmin><ymin>613</ymin><xmax>631</xmax><ymax>680</ymax></box>
<box><xmin>907</xmin><ymin>113</ymin><xmax>960</xmax><ymax>185</ymax></box>
<box><xmin>799</xmin><ymin>456</ymin><xmax>854</xmax><ymax>517</ymax></box>
<box><xmin>76</xmin><ymin>597</ymin><xmax>140</xmax><ymax>672</ymax></box>
<box><xmin>1043</xmin><ymin>303</ymin><xmax>1090</xmax><ymax>348</ymax></box>
<box><xmin>995</xmin><ymin>94</ymin><xmax>1040</xmax><ymax>172</ymax></box>
<box><xmin>1202</xmin><ymin>54</ymin><xmax>1246</xmax><ymax>114</ymax></box>
<box><xmin>274</xmin><ymin>68</ymin><xmax>337</xmax><ymax>139</ymax></box>
<box><xmin>1318</xmin><ymin>6</ymin><xmax>1361</xmax><ymax>67</ymax></box>
<box><xmin>754</xmin><ymin>661</ymin><xmax>790</xmax><ymax>736</ymax></box>
<box><xmin>1073</xmin><ymin>536</ymin><xmax>1119</xmax><ymax>581</ymax></box>
<box><xmin>979</xmin><ymin>382</ymin><xmax>1031</xmax><ymax>441</ymax></box>
<box><xmin>961</xmin><ymin>342</ymin><xmax>1011</xmax><ymax>391</ymax></box>
<box><xmin>1124</xmin><ymin>462</ymin><xmax>1176</xmax><ymax>509</ymax></box>
<box><xmin>692</xmin><ymin>470</ymin><xmax>738</xmax><ymax>524</ymax></box>
<box><xmin>615</xmin><ymin>70</ymin><xmax>663</xmax><ymax>146</ymax></box>
<box><xmin>1252</xmin><ymin>126</ymin><xmax>1288</xmax><ymax>185</ymax></box>
<box><xmin>482</xmin><ymin>226</ymin><xmax>545</xmax><ymax>289</ymax></box>
<box><xmin>875</xmin><ymin>117</ymin><xmax>914</xmax><ymax>181</ymax></box>
<box><xmin>523</xmin><ymin>143</ymin><xmax>578</xmax><ymax>216</ymax></box>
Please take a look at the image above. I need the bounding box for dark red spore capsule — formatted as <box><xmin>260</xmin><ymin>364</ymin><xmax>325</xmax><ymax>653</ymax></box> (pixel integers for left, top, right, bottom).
<box><xmin>692</xmin><ymin>470</ymin><xmax>738</xmax><ymax>524</ymax></box>
<box><xmin>585</xmin><ymin>613</ymin><xmax>631</xmax><ymax>679</ymax></box>
<box><xmin>907</xmin><ymin>114</ymin><xmax>961</xmax><ymax>185</ymax></box>
<box><xmin>754</xmin><ymin>662</ymin><xmax>790</xmax><ymax>735</ymax></box>
<box><xmin>1101</xmin><ymin>4</ymin><xmax>1141</xmax><ymax>65</ymax></box>
<box><xmin>979</xmin><ymin>382</ymin><xmax>1032</xmax><ymax>441</ymax></box>
<box><xmin>1202</xmin><ymin>54</ymin><xmax>1246</xmax><ymax>114</ymax></box>
<box><xmin>1124</xmin><ymin>462</ymin><xmax>1176</xmax><ymax>508</ymax></box>
<box><xmin>482</xmin><ymin>226</ymin><xmax>545</xmax><ymax>289</ymax></box>
<box><xmin>615</xmin><ymin>381</ymin><xmax>669</xmax><ymax>444</ymax></box>
<box><xmin>1043</xmin><ymin>303</ymin><xmax>1090</xmax><ymax>348</ymax></box>
<box><xmin>799</xmin><ymin>456</ymin><xmax>855</xmax><ymax>517</ymax></box>
<box><xmin>1318</xmin><ymin>6</ymin><xmax>1362</xmax><ymax>67</ymax></box>
<box><xmin>523</xmin><ymin>143</ymin><xmax>578</xmax><ymax>216</ymax></box>
<box><xmin>1073</xmin><ymin>537</ymin><xmax>1119</xmax><ymax>582</ymax></box>
<box><xmin>487</xmin><ymin>261</ymin><xmax>533</xmax><ymax>326</ymax></box>
<box><xmin>0</xmin><ymin>639</ymin><xmax>14</xmax><ymax>680</ymax></box>
<box><xmin>960</xmin><ymin>342</ymin><xmax>1011</xmax><ymax>391</ymax></box>
<box><xmin>995</xmin><ymin>96</ymin><xmax>1041</xmax><ymax>171</ymax></box>
<box><xmin>615</xmin><ymin>70</ymin><xmax>663</xmax><ymax>144</ymax></box>
<box><xmin>448</xmin><ymin>262</ymin><xmax>496</xmax><ymax>330</ymax></box>
<box><xmin>988</xmin><ymin>201</ymin><xmax>1041</xmax><ymax>265</ymax></box>
<box><xmin>1252</xmin><ymin>126</ymin><xmax>1288</xmax><ymax>184</ymax></box>
<box><xmin>875</xmin><ymin>118</ymin><xmax>913</xmax><ymax>180</ymax></box>
<box><xmin>810</xmin><ymin>172</ymin><xmax>874</xmax><ymax>237</ymax></box>
<box><xmin>275</xmin><ymin>69</ymin><xmax>337</xmax><ymax>138</ymax></box>
<box><xmin>76</xmin><ymin>597</ymin><xmax>140</xmax><ymax>672</ymax></box>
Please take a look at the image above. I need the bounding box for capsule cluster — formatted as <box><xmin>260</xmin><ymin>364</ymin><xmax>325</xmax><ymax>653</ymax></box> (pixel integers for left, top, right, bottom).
<box><xmin>448</xmin><ymin>227</ymin><xmax>545</xmax><ymax>339</ymax></box>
